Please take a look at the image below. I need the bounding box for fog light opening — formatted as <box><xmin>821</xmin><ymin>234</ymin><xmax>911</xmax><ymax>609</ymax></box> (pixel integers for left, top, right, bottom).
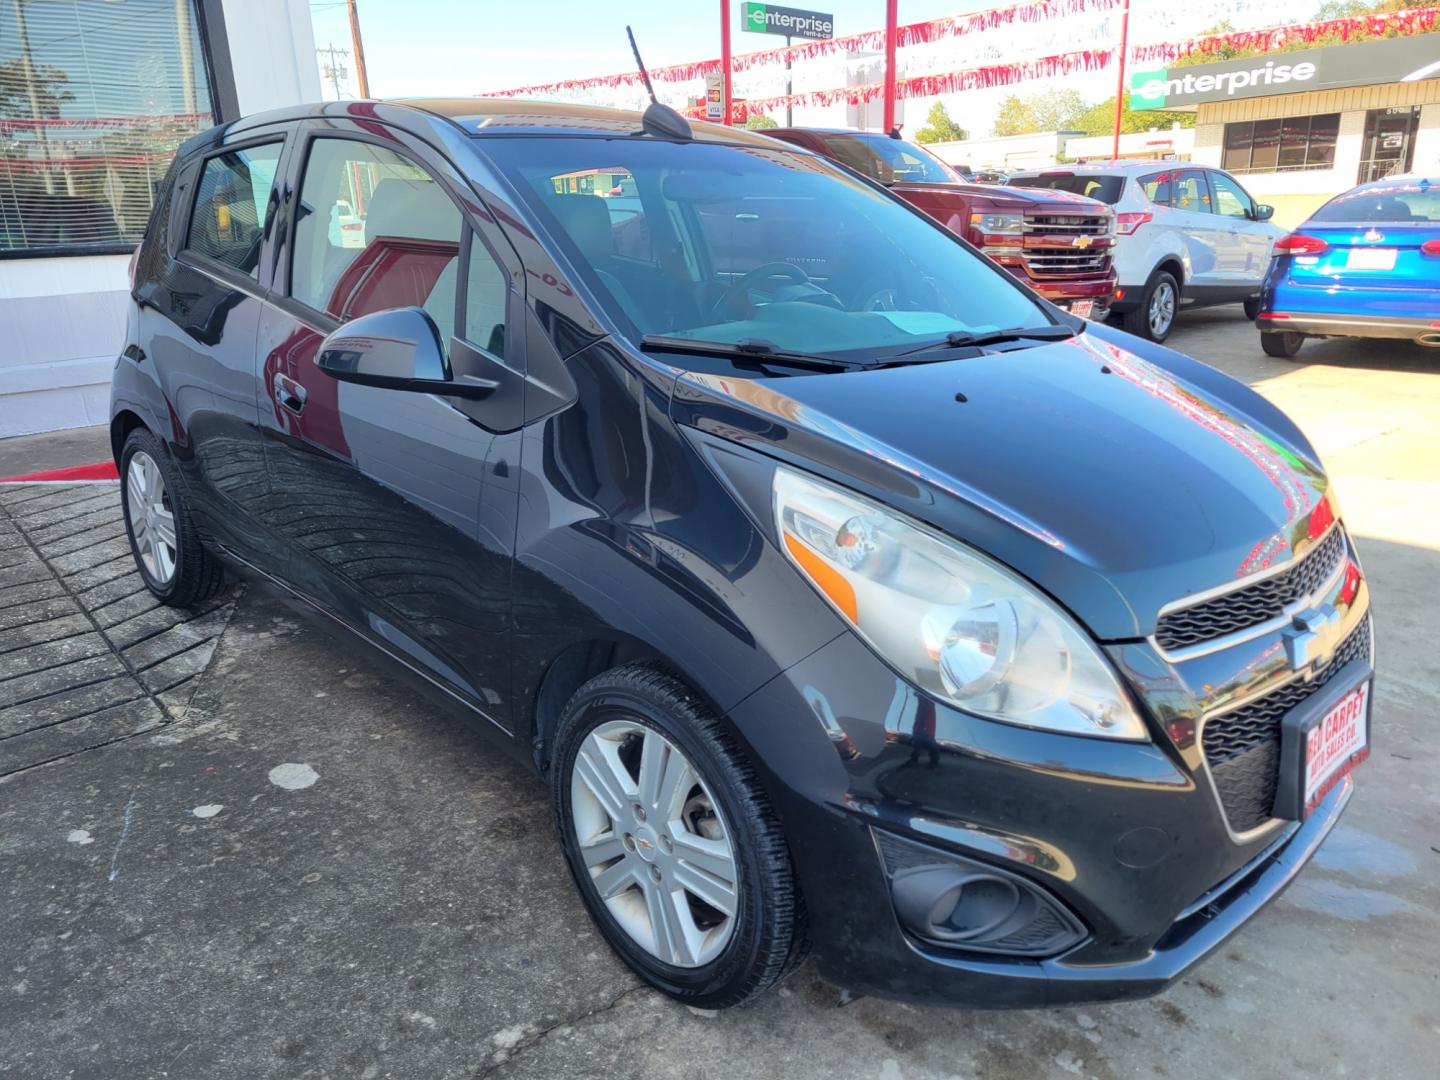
<box><xmin>877</xmin><ymin>830</ymin><xmax>1087</xmax><ymax>957</ymax></box>
<box><xmin>930</xmin><ymin>875</ymin><xmax>1021</xmax><ymax>942</ymax></box>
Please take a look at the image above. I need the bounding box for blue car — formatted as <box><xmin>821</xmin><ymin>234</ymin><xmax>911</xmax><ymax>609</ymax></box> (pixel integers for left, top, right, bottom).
<box><xmin>1257</xmin><ymin>176</ymin><xmax>1440</xmax><ymax>357</ymax></box>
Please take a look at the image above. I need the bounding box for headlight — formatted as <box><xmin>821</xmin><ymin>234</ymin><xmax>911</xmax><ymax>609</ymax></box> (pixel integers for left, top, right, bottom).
<box><xmin>773</xmin><ymin>468</ymin><xmax>1147</xmax><ymax>740</ymax></box>
<box><xmin>969</xmin><ymin>212</ymin><xmax>1023</xmax><ymax>236</ymax></box>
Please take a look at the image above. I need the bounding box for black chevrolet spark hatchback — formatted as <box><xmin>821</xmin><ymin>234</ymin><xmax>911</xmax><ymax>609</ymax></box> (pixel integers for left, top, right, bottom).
<box><xmin>112</xmin><ymin>99</ymin><xmax>1373</xmax><ymax>1009</ymax></box>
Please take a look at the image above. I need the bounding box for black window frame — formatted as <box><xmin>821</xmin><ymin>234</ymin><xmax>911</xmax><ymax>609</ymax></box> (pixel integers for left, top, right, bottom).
<box><xmin>1221</xmin><ymin>113</ymin><xmax>1341</xmax><ymax>175</ymax></box>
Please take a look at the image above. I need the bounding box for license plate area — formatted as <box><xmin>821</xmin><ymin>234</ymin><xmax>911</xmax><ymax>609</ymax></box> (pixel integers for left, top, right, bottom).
<box><xmin>1275</xmin><ymin>659</ymin><xmax>1373</xmax><ymax>820</ymax></box>
<box><xmin>1345</xmin><ymin>248</ymin><xmax>1396</xmax><ymax>271</ymax></box>
<box><xmin>1068</xmin><ymin>300</ymin><xmax>1095</xmax><ymax>319</ymax></box>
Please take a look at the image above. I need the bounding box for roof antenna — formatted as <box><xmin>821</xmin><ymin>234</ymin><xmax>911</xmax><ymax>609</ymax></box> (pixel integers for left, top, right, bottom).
<box><xmin>627</xmin><ymin>24</ymin><xmax>692</xmax><ymax>140</ymax></box>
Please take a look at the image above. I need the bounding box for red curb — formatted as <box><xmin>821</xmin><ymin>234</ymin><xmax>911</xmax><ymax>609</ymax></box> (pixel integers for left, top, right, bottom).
<box><xmin>0</xmin><ymin>461</ymin><xmax>120</xmax><ymax>483</ymax></box>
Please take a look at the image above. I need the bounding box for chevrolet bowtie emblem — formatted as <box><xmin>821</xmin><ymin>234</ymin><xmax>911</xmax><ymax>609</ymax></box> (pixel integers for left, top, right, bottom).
<box><xmin>1282</xmin><ymin>604</ymin><xmax>1344</xmax><ymax>680</ymax></box>
<box><xmin>1072</xmin><ymin>235</ymin><xmax>1093</xmax><ymax>249</ymax></box>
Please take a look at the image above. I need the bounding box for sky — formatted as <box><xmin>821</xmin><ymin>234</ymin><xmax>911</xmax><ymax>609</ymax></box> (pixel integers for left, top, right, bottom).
<box><xmin>307</xmin><ymin>0</ymin><xmax>1330</xmax><ymax>134</ymax></box>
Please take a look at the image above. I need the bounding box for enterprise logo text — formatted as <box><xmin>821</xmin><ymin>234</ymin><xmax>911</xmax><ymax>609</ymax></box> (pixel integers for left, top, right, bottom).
<box><xmin>1136</xmin><ymin>60</ymin><xmax>1318</xmax><ymax>103</ymax></box>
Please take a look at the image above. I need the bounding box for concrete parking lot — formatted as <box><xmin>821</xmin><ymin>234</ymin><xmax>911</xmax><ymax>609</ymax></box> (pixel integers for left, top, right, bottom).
<box><xmin>2</xmin><ymin>311</ymin><xmax>1437</xmax><ymax>1079</ymax></box>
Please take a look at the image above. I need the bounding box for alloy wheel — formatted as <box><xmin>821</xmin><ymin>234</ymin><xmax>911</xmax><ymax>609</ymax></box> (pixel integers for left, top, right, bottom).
<box><xmin>1148</xmin><ymin>280</ymin><xmax>1176</xmax><ymax>338</ymax></box>
<box><xmin>570</xmin><ymin>718</ymin><xmax>739</xmax><ymax>968</ymax></box>
<box><xmin>126</xmin><ymin>451</ymin><xmax>177</xmax><ymax>585</ymax></box>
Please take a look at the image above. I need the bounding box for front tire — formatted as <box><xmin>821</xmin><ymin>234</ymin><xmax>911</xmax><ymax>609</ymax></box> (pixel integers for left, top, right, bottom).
<box><xmin>1261</xmin><ymin>331</ymin><xmax>1305</xmax><ymax>358</ymax></box>
<box><xmin>552</xmin><ymin>662</ymin><xmax>807</xmax><ymax>1008</ymax></box>
<box><xmin>1121</xmin><ymin>269</ymin><xmax>1180</xmax><ymax>342</ymax></box>
<box><xmin>119</xmin><ymin>428</ymin><xmax>226</xmax><ymax>607</ymax></box>
<box><xmin>1243</xmin><ymin>297</ymin><xmax>1262</xmax><ymax>320</ymax></box>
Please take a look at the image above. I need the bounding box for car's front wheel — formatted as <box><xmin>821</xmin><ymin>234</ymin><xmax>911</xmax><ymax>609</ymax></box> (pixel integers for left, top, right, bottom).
<box><xmin>120</xmin><ymin>428</ymin><xmax>226</xmax><ymax>607</ymax></box>
<box><xmin>551</xmin><ymin>662</ymin><xmax>807</xmax><ymax>1008</ymax></box>
<box><xmin>1122</xmin><ymin>269</ymin><xmax>1179</xmax><ymax>342</ymax></box>
<box><xmin>1261</xmin><ymin>331</ymin><xmax>1305</xmax><ymax>358</ymax></box>
<box><xmin>1243</xmin><ymin>297</ymin><xmax>1262</xmax><ymax>320</ymax></box>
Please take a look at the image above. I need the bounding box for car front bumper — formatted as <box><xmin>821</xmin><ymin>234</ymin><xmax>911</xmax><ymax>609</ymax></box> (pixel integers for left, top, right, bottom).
<box><xmin>724</xmin><ymin>626</ymin><xmax>1359</xmax><ymax>1007</ymax></box>
<box><xmin>1257</xmin><ymin>312</ymin><xmax>1440</xmax><ymax>345</ymax></box>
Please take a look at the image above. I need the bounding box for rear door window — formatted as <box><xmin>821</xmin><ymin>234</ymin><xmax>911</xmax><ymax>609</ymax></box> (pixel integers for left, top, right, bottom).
<box><xmin>186</xmin><ymin>142</ymin><xmax>283</xmax><ymax>277</ymax></box>
<box><xmin>1141</xmin><ymin>169</ymin><xmax>1211</xmax><ymax>213</ymax></box>
<box><xmin>291</xmin><ymin>137</ymin><xmax>462</xmax><ymax>341</ymax></box>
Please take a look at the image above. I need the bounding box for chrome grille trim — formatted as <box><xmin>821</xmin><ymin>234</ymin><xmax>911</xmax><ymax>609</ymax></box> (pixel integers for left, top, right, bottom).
<box><xmin>1023</xmin><ymin>214</ymin><xmax>1110</xmax><ymax>235</ymax></box>
<box><xmin>1153</xmin><ymin>523</ymin><xmax>1347</xmax><ymax>656</ymax></box>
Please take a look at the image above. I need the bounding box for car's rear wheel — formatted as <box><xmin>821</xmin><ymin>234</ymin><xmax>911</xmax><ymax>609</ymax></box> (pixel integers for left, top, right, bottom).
<box><xmin>551</xmin><ymin>662</ymin><xmax>806</xmax><ymax>1008</ymax></box>
<box><xmin>1261</xmin><ymin>331</ymin><xmax>1305</xmax><ymax>358</ymax></box>
<box><xmin>1122</xmin><ymin>269</ymin><xmax>1179</xmax><ymax>342</ymax></box>
<box><xmin>1243</xmin><ymin>297</ymin><xmax>1262</xmax><ymax>320</ymax></box>
<box><xmin>120</xmin><ymin>428</ymin><xmax>226</xmax><ymax>607</ymax></box>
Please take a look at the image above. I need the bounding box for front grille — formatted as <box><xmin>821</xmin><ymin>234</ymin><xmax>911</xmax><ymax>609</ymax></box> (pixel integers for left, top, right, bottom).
<box><xmin>1024</xmin><ymin>214</ymin><xmax>1110</xmax><ymax>235</ymax></box>
<box><xmin>1156</xmin><ymin>527</ymin><xmax>1348</xmax><ymax>652</ymax></box>
<box><xmin>1024</xmin><ymin>251</ymin><xmax>1111</xmax><ymax>275</ymax></box>
<box><xmin>1204</xmin><ymin>617</ymin><xmax>1371</xmax><ymax>833</ymax></box>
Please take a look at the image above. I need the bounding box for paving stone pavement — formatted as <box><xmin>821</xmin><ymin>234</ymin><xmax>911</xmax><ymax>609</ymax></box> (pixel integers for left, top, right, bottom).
<box><xmin>0</xmin><ymin>483</ymin><xmax>235</xmax><ymax>777</ymax></box>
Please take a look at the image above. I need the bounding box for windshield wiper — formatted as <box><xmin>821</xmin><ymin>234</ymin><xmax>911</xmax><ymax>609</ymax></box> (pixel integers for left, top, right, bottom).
<box><xmin>639</xmin><ymin>335</ymin><xmax>866</xmax><ymax>372</ymax></box>
<box><xmin>888</xmin><ymin>323</ymin><xmax>1078</xmax><ymax>360</ymax></box>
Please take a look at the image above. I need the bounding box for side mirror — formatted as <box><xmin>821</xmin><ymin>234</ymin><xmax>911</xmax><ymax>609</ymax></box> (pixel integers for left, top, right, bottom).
<box><xmin>316</xmin><ymin>307</ymin><xmax>496</xmax><ymax>399</ymax></box>
<box><xmin>1254</xmin><ymin>204</ymin><xmax>1275</xmax><ymax>221</ymax></box>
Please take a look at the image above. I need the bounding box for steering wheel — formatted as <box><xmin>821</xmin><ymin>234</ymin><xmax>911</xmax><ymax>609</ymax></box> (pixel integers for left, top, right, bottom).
<box><xmin>709</xmin><ymin>262</ymin><xmax>830</xmax><ymax>322</ymax></box>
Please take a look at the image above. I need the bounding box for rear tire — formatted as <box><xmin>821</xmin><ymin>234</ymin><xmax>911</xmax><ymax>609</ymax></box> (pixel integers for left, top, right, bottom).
<box><xmin>1261</xmin><ymin>331</ymin><xmax>1305</xmax><ymax>358</ymax></box>
<box><xmin>1121</xmin><ymin>269</ymin><xmax>1179</xmax><ymax>342</ymax></box>
<box><xmin>551</xmin><ymin>662</ymin><xmax>807</xmax><ymax>1009</ymax></box>
<box><xmin>119</xmin><ymin>428</ymin><xmax>226</xmax><ymax>607</ymax></box>
<box><xmin>1243</xmin><ymin>297</ymin><xmax>1262</xmax><ymax>320</ymax></box>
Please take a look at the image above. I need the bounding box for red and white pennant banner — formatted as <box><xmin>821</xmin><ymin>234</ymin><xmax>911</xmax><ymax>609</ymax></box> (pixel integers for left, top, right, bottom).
<box><xmin>485</xmin><ymin>0</ymin><xmax>1119</xmax><ymax>98</ymax></box>
<box><xmin>1136</xmin><ymin>5</ymin><xmax>1440</xmax><ymax>63</ymax></box>
<box><xmin>483</xmin><ymin>3</ymin><xmax>1440</xmax><ymax>105</ymax></box>
<box><xmin>742</xmin><ymin>49</ymin><xmax>1115</xmax><ymax>113</ymax></box>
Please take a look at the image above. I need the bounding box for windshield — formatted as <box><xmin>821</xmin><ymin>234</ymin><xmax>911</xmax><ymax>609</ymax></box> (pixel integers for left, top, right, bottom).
<box><xmin>1308</xmin><ymin>180</ymin><xmax>1440</xmax><ymax>223</ymax></box>
<box><xmin>481</xmin><ymin>138</ymin><xmax>1047</xmax><ymax>359</ymax></box>
<box><xmin>1010</xmin><ymin>173</ymin><xmax>1125</xmax><ymax>205</ymax></box>
<box><xmin>816</xmin><ymin>134</ymin><xmax>965</xmax><ymax>186</ymax></box>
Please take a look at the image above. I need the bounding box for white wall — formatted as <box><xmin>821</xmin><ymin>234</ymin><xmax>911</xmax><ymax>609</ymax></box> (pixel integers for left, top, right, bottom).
<box><xmin>0</xmin><ymin>257</ymin><xmax>129</xmax><ymax>437</ymax></box>
<box><xmin>221</xmin><ymin>0</ymin><xmax>321</xmax><ymax>115</ymax></box>
<box><xmin>0</xmin><ymin>0</ymin><xmax>321</xmax><ymax>439</ymax></box>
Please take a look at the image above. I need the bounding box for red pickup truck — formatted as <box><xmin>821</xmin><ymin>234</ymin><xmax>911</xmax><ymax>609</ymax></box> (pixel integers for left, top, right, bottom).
<box><xmin>767</xmin><ymin>128</ymin><xmax>1117</xmax><ymax>319</ymax></box>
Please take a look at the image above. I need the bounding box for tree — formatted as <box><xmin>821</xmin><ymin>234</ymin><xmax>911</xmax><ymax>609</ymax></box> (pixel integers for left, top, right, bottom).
<box><xmin>744</xmin><ymin>114</ymin><xmax>778</xmax><ymax>130</ymax></box>
<box><xmin>0</xmin><ymin>59</ymin><xmax>74</xmax><ymax>120</ymax></box>
<box><xmin>991</xmin><ymin>89</ymin><xmax>1086</xmax><ymax>137</ymax></box>
<box><xmin>1076</xmin><ymin>96</ymin><xmax>1195</xmax><ymax>137</ymax></box>
<box><xmin>914</xmin><ymin>102</ymin><xmax>967</xmax><ymax>144</ymax></box>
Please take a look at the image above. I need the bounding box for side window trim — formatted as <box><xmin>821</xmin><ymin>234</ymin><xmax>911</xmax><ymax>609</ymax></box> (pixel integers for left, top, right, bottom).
<box><xmin>179</xmin><ymin>134</ymin><xmax>288</xmax><ymax>284</ymax></box>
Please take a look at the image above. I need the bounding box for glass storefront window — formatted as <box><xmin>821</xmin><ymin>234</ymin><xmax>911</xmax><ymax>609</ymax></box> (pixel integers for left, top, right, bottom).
<box><xmin>1221</xmin><ymin>114</ymin><xmax>1341</xmax><ymax>174</ymax></box>
<box><xmin>0</xmin><ymin>0</ymin><xmax>214</xmax><ymax>255</ymax></box>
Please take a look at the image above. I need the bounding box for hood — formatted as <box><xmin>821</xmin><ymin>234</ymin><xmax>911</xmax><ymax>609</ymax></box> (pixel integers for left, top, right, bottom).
<box><xmin>893</xmin><ymin>182</ymin><xmax>1108</xmax><ymax>212</ymax></box>
<box><xmin>673</xmin><ymin>327</ymin><xmax>1331</xmax><ymax>640</ymax></box>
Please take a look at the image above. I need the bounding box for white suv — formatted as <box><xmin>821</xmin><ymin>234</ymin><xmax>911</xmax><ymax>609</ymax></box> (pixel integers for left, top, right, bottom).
<box><xmin>1009</xmin><ymin>162</ymin><xmax>1287</xmax><ymax>341</ymax></box>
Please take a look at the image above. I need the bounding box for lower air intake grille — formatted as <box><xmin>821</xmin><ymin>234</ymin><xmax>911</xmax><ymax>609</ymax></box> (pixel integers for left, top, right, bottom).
<box><xmin>1203</xmin><ymin>617</ymin><xmax>1371</xmax><ymax>833</ymax></box>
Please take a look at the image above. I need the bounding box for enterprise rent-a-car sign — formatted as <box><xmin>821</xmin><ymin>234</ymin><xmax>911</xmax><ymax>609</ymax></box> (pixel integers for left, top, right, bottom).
<box><xmin>743</xmin><ymin>3</ymin><xmax>834</xmax><ymax>40</ymax></box>
<box><xmin>1130</xmin><ymin>34</ymin><xmax>1440</xmax><ymax>110</ymax></box>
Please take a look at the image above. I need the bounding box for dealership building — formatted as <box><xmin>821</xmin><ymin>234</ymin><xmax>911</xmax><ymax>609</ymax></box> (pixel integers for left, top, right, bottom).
<box><xmin>1132</xmin><ymin>34</ymin><xmax>1440</xmax><ymax>226</ymax></box>
<box><xmin>1</xmin><ymin>0</ymin><xmax>319</xmax><ymax>437</ymax></box>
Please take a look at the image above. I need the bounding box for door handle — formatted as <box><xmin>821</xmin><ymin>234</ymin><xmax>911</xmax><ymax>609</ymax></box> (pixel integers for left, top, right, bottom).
<box><xmin>273</xmin><ymin>372</ymin><xmax>307</xmax><ymax>415</ymax></box>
